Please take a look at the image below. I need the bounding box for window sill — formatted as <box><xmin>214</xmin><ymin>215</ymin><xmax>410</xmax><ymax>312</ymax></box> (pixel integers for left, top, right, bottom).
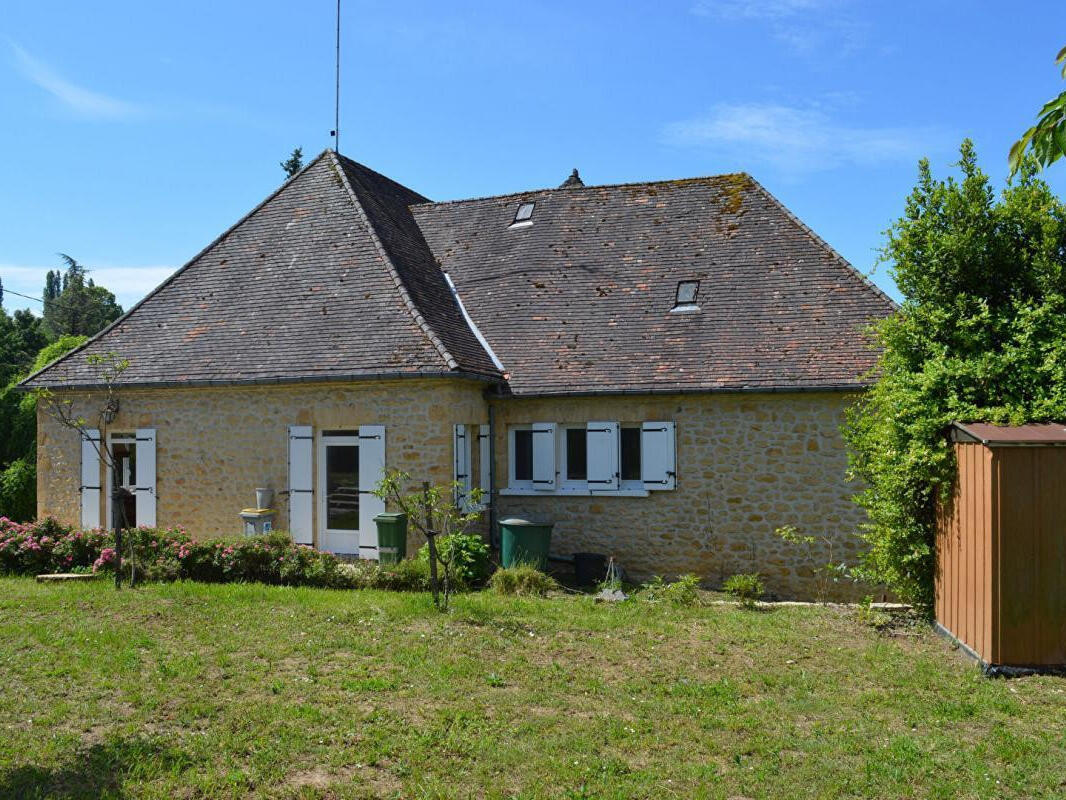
<box><xmin>500</xmin><ymin>487</ymin><xmax>650</xmax><ymax>498</ymax></box>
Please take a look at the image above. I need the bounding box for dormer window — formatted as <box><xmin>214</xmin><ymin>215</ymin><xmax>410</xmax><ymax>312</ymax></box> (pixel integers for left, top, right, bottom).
<box><xmin>510</xmin><ymin>202</ymin><xmax>535</xmax><ymax>228</ymax></box>
<box><xmin>672</xmin><ymin>280</ymin><xmax>700</xmax><ymax>313</ymax></box>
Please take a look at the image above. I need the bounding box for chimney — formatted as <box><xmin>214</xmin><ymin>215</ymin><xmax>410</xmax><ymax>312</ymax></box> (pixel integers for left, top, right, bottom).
<box><xmin>559</xmin><ymin>168</ymin><xmax>584</xmax><ymax>189</ymax></box>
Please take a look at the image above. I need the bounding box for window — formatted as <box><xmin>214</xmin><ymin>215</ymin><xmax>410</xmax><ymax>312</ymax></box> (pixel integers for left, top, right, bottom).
<box><xmin>513</xmin><ymin>428</ymin><xmax>533</xmax><ymax>482</ymax></box>
<box><xmin>504</xmin><ymin>421</ymin><xmax>672</xmax><ymax>496</ymax></box>
<box><xmin>564</xmin><ymin>427</ymin><xmax>587</xmax><ymax>482</ymax></box>
<box><xmin>672</xmin><ymin>280</ymin><xmax>700</xmax><ymax>313</ymax></box>
<box><xmin>620</xmin><ymin>426</ymin><xmax>642</xmax><ymax>484</ymax></box>
<box><xmin>108</xmin><ymin>433</ymin><xmax>137</xmax><ymax>528</ymax></box>
<box><xmin>511</xmin><ymin>201</ymin><xmax>535</xmax><ymax>227</ymax></box>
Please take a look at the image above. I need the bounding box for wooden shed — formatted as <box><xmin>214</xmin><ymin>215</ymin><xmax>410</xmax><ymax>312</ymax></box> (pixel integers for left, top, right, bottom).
<box><xmin>936</xmin><ymin>422</ymin><xmax>1066</xmax><ymax>669</ymax></box>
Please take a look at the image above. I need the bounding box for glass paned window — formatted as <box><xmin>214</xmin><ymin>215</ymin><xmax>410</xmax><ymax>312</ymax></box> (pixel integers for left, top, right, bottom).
<box><xmin>325</xmin><ymin>444</ymin><xmax>360</xmax><ymax>530</ymax></box>
<box><xmin>566</xmin><ymin>427</ymin><xmax>587</xmax><ymax>481</ymax></box>
<box><xmin>620</xmin><ymin>427</ymin><xmax>642</xmax><ymax>481</ymax></box>
<box><xmin>514</xmin><ymin>430</ymin><xmax>533</xmax><ymax>481</ymax></box>
<box><xmin>514</xmin><ymin>202</ymin><xmax>535</xmax><ymax>223</ymax></box>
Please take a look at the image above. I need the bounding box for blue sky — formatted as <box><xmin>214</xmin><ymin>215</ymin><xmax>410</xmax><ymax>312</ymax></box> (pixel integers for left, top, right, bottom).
<box><xmin>2</xmin><ymin>1</ymin><xmax>1065</xmax><ymax>313</ymax></box>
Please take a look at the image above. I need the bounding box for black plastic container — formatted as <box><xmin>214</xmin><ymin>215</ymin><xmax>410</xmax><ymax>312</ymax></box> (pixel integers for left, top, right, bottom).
<box><xmin>573</xmin><ymin>552</ymin><xmax>608</xmax><ymax>586</ymax></box>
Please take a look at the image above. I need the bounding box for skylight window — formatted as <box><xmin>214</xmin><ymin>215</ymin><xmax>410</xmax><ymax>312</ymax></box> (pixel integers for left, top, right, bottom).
<box><xmin>511</xmin><ymin>202</ymin><xmax>535</xmax><ymax>227</ymax></box>
<box><xmin>672</xmin><ymin>280</ymin><xmax>701</xmax><ymax>313</ymax></box>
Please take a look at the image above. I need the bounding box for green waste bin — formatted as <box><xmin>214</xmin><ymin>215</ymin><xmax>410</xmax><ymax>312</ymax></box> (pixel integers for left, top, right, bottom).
<box><xmin>374</xmin><ymin>512</ymin><xmax>408</xmax><ymax>564</ymax></box>
<box><xmin>499</xmin><ymin>518</ymin><xmax>553</xmax><ymax>570</ymax></box>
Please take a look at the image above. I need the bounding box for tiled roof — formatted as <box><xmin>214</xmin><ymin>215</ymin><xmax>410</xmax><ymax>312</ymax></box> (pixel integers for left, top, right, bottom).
<box><xmin>22</xmin><ymin>152</ymin><xmax>501</xmax><ymax>389</ymax></box>
<box><xmin>413</xmin><ymin>174</ymin><xmax>895</xmax><ymax>396</ymax></box>
<box><xmin>24</xmin><ymin>151</ymin><xmax>894</xmax><ymax>395</ymax></box>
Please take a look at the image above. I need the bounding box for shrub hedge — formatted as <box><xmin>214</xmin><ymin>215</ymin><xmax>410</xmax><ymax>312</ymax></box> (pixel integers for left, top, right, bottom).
<box><xmin>0</xmin><ymin>517</ymin><xmax>427</xmax><ymax>590</ymax></box>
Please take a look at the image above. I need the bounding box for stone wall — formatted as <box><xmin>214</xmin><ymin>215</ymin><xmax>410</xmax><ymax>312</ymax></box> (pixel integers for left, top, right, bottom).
<box><xmin>37</xmin><ymin>378</ymin><xmax>489</xmax><ymax>554</ymax></box>
<box><xmin>37</xmin><ymin>381</ymin><xmax>869</xmax><ymax>599</ymax></box>
<box><xmin>490</xmin><ymin>391</ymin><xmax>869</xmax><ymax>600</ymax></box>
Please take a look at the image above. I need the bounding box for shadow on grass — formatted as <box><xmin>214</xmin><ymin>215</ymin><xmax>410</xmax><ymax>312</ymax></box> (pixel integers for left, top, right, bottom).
<box><xmin>0</xmin><ymin>736</ymin><xmax>192</xmax><ymax>799</ymax></box>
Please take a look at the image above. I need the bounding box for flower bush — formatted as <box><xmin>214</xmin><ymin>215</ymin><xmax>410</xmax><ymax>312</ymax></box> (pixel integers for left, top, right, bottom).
<box><xmin>0</xmin><ymin>518</ymin><xmax>356</xmax><ymax>589</ymax></box>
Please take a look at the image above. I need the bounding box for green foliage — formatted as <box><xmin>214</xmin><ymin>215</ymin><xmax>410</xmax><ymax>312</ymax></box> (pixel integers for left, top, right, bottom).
<box><xmin>41</xmin><ymin>255</ymin><xmax>123</xmax><ymax>339</ymax></box>
<box><xmin>1010</xmin><ymin>45</ymin><xmax>1066</xmax><ymax>174</ymax></box>
<box><xmin>723</xmin><ymin>573</ymin><xmax>764</xmax><ymax>608</ymax></box>
<box><xmin>0</xmin><ymin>308</ymin><xmax>48</xmax><ymax>387</ymax></box>
<box><xmin>31</xmin><ymin>334</ymin><xmax>88</xmax><ymax>373</ymax></box>
<box><xmin>280</xmin><ymin>147</ymin><xmax>304</xmax><ymax>177</ymax></box>
<box><xmin>844</xmin><ymin>141</ymin><xmax>1066</xmax><ymax>611</ymax></box>
<box><xmin>488</xmin><ymin>564</ymin><xmax>558</xmax><ymax>596</ymax></box>
<box><xmin>0</xmin><ymin>458</ymin><xmax>35</xmax><ymax>522</ymax></box>
<box><xmin>637</xmin><ymin>574</ymin><xmax>702</xmax><ymax>607</ymax></box>
<box><xmin>417</xmin><ymin>531</ymin><xmax>490</xmax><ymax>588</ymax></box>
<box><xmin>337</xmin><ymin>558</ymin><xmax>432</xmax><ymax>591</ymax></box>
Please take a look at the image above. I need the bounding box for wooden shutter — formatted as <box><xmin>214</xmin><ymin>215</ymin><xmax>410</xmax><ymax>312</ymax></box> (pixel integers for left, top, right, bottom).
<box><xmin>586</xmin><ymin>421</ymin><xmax>619</xmax><ymax>491</ymax></box>
<box><xmin>532</xmin><ymin>422</ymin><xmax>556</xmax><ymax>491</ymax></box>
<box><xmin>478</xmin><ymin>424</ymin><xmax>491</xmax><ymax>508</ymax></box>
<box><xmin>80</xmin><ymin>429</ymin><xmax>101</xmax><ymax>529</ymax></box>
<box><xmin>453</xmin><ymin>424</ymin><xmax>472</xmax><ymax>511</ymax></box>
<box><xmin>641</xmin><ymin>421</ymin><xmax>676</xmax><ymax>490</ymax></box>
<box><xmin>288</xmin><ymin>425</ymin><xmax>313</xmax><ymax>544</ymax></box>
<box><xmin>358</xmin><ymin>425</ymin><xmax>386</xmax><ymax>557</ymax></box>
<box><xmin>135</xmin><ymin>428</ymin><xmax>157</xmax><ymax>527</ymax></box>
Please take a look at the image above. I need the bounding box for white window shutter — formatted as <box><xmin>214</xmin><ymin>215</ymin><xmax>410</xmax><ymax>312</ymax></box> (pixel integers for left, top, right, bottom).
<box><xmin>453</xmin><ymin>424</ymin><xmax>472</xmax><ymax>511</ymax></box>
<box><xmin>288</xmin><ymin>426</ymin><xmax>313</xmax><ymax>544</ymax></box>
<box><xmin>532</xmin><ymin>422</ymin><xmax>556</xmax><ymax>491</ymax></box>
<box><xmin>586</xmin><ymin>421</ymin><xmax>619</xmax><ymax>491</ymax></box>
<box><xmin>358</xmin><ymin>425</ymin><xmax>386</xmax><ymax>558</ymax></box>
<box><xmin>478</xmin><ymin>424</ymin><xmax>491</xmax><ymax>508</ymax></box>
<box><xmin>641</xmin><ymin>421</ymin><xmax>676</xmax><ymax>490</ymax></box>
<box><xmin>135</xmin><ymin>428</ymin><xmax>157</xmax><ymax>527</ymax></box>
<box><xmin>80</xmin><ymin>429</ymin><xmax>101</xmax><ymax>529</ymax></box>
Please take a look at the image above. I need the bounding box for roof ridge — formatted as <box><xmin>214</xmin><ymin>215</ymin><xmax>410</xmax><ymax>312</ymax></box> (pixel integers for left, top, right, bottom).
<box><xmin>413</xmin><ymin>172</ymin><xmax>752</xmax><ymax>211</ymax></box>
<box><xmin>19</xmin><ymin>149</ymin><xmax>335</xmax><ymax>389</ymax></box>
<box><xmin>745</xmin><ymin>175</ymin><xmax>899</xmax><ymax>311</ymax></box>
<box><xmin>327</xmin><ymin>151</ymin><xmax>461</xmax><ymax>372</ymax></box>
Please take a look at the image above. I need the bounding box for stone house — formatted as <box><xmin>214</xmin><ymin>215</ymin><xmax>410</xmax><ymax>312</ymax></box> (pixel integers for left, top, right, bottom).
<box><xmin>21</xmin><ymin>149</ymin><xmax>894</xmax><ymax>596</ymax></box>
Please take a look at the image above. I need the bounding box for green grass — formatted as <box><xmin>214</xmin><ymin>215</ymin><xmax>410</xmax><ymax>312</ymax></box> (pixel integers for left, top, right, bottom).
<box><xmin>0</xmin><ymin>579</ymin><xmax>1064</xmax><ymax>799</ymax></box>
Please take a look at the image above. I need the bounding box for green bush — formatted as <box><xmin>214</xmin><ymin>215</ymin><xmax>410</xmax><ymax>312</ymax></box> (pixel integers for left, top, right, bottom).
<box><xmin>417</xmin><ymin>531</ymin><xmax>490</xmax><ymax>587</ymax></box>
<box><xmin>638</xmin><ymin>574</ymin><xmax>702</xmax><ymax>607</ymax></box>
<box><xmin>723</xmin><ymin>573</ymin><xmax>764</xmax><ymax>608</ymax></box>
<box><xmin>0</xmin><ymin>458</ymin><xmax>35</xmax><ymax>522</ymax></box>
<box><xmin>844</xmin><ymin>144</ymin><xmax>1066</xmax><ymax>611</ymax></box>
<box><xmin>488</xmin><ymin>564</ymin><xmax>557</xmax><ymax>596</ymax></box>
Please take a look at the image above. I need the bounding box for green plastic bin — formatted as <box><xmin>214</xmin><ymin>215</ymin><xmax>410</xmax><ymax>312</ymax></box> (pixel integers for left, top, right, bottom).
<box><xmin>499</xmin><ymin>518</ymin><xmax>554</xmax><ymax>570</ymax></box>
<box><xmin>374</xmin><ymin>512</ymin><xmax>408</xmax><ymax>564</ymax></box>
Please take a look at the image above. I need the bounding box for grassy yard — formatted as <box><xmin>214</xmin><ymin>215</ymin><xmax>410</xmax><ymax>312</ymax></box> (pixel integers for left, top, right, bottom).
<box><xmin>0</xmin><ymin>579</ymin><xmax>1064</xmax><ymax>799</ymax></box>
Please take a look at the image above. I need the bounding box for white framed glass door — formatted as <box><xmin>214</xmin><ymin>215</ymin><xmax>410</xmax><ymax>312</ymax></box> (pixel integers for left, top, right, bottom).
<box><xmin>317</xmin><ymin>433</ymin><xmax>360</xmax><ymax>554</ymax></box>
<box><xmin>105</xmin><ymin>432</ymin><xmax>138</xmax><ymax>528</ymax></box>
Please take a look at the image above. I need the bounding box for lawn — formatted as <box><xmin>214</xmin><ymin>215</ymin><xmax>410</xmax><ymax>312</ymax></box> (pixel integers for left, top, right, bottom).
<box><xmin>0</xmin><ymin>579</ymin><xmax>1063</xmax><ymax>799</ymax></box>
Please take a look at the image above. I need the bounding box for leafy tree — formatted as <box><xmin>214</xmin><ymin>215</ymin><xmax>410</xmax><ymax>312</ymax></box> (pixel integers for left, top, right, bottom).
<box><xmin>0</xmin><ymin>308</ymin><xmax>49</xmax><ymax>387</ymax></box>
<box><xmin>844</xmin><ymin>141</ymin><xmax>1066</xmax><ymax>611</ymax></box>
<box><xmin>1010</xmin><ymin>46</ymin><xmax>1066</xmax><ymax>175</ymax></box>
<box><xmin>41</xmin><ymin>254</ymin><xmax>123</xmax><ymax>339</ymax></box>
<box><xmin>0</xmin><ymin>335</ymin><xmax>87</xmax><ymax>522</ymax></box>
<box><xmin>280</xmin><ymin>147</ymin><xmax>304</xmax><ymax>178</ymax></box>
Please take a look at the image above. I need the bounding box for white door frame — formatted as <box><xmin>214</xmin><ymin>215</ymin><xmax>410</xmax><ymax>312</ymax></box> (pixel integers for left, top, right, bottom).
<box><xmin>104</xmin><ymin>431</ymin><xmax>137</xmax><ymax>529</ymax></box>
<box><xmin>317</xmin><ymin>432</ymin><xmax>361</xmax><ymax>554</ymax></box>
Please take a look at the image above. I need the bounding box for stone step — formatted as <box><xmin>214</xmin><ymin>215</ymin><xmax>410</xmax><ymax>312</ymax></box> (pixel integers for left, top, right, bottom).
<box><xmin>35</xmin><ymin>573</ymin><xmax>100</xmax><ymax>583</ymax></box>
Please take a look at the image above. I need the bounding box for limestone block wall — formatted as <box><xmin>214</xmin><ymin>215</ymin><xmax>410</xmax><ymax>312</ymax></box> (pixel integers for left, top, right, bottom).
<box><xmin>37</xmin><ymin>378</ymin><xmax>489</xmax><ymax>553</ymax></box>
<box><xmin>490</xmin><ymin>391</ymin><xmax>869</xmax><ymax>600</ymax></box>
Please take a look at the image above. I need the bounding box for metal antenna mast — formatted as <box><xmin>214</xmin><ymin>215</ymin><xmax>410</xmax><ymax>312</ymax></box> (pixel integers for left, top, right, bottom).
<box><xmin>332</xmin><ymin>0</ymin><xmax>341</xmax><ymax>152</ymax></box>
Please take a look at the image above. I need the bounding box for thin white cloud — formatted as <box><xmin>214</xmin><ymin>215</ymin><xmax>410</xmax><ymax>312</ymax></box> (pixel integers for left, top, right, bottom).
<box><xmin>1</xmin><ymin>264</ymin><xmax>174</xmax><ymax>313</ymax></box>
<box><xmin>692</xmin><ymin>0</ymin><xmax>843</xmax><ymax>20</ymax></box>
<box><xmin>692</xmin><ymin>0</ymin><xmax>866</xmax><ymax>56</ymax></box>
<box><xmin>10</xmin><ymin>43</ymin><xmax>142</xmax><ymax>119</ymax></box>
<box><xmin>663</xmin><ymin>103</ymin><xmax>943</xmax><ymax>174</ymax></box>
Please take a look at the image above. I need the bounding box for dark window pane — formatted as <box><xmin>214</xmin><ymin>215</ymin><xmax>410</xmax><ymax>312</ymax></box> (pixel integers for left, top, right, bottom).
<box><xmin>620</xmin><ymin>427</ymin><xmax>641</xmax><ymax>481</ymax></box>
<box><xmin>326</xmin><ymin>444</ymin><xmax>360</xmax><ymax>530</ymax></box>
<box><xmin>566</xmin><ymin>428</ymin><xmax>587</xmax><ymax>481</ymax></box>
<box><xmin>514</xmin><ymin>430</ymin><xmax>533</xmax><ymax>481</ymax></box>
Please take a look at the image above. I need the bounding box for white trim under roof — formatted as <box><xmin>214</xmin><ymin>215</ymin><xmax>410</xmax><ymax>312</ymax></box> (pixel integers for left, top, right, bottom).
<box><xmin>442</xmin><ymin>271</ymin><xmax>507</xmax><ymax>373</ymax></box>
